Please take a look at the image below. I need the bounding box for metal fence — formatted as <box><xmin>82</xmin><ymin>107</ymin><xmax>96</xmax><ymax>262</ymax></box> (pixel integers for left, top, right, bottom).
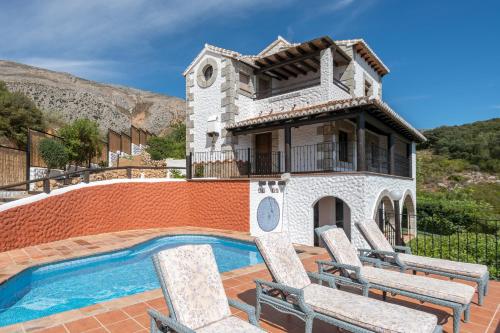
<box><xmin>291</xmin><ymin>141</ymin><xmax>355</xmax><ymax>173</ymax></box>
<box><xmin>377</xmin><ymin>212</ymin><xmax>499</xmax><ymax>280</ymax></box>
<box><xmin>190</xmin><ymin>149</ymin><xmax>283</xmax><ymax>178</ymax></box>
<box><xmin>0</xmin><ymin>145</ymin><xmax>26</xmax><ymax>188</ymax></box>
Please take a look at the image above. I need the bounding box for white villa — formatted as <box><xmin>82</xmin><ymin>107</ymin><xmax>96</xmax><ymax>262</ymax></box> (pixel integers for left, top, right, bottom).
<box><xmin>183</xmin><ymin>36</ymin><xmax>424</xmax><ymax>247</ymax></box>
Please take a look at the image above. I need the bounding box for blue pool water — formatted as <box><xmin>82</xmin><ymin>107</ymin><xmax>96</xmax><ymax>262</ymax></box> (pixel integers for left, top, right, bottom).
<box><xmin>0</xmin><ymin>235</ymin><xmax>263</xmax><ymax>327</ymax></box>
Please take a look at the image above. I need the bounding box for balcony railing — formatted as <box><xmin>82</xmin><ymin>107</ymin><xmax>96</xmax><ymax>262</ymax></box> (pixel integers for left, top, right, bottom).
<box><xmin>189</xmin><ymin>142</ymin><xmax>411</xmax><ymax>178</ymax></box>
<box><xmin>291</xmin><ymin>142</ymin><xmax>355</xmax><ymax>173</ymax></box>
<box><xmin>255</xmin><ymin>77</ymin><xmax>320</xmax><ymax>100</ymax></box>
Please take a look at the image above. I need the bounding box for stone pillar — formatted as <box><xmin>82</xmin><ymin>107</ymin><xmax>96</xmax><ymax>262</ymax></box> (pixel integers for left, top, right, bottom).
<box><xmin>388</xmin><ymin>133</ymin><xmax>395</xmax><ymax>175</ymax></box>
<box><xmin>411</xmin><ymin>142</ymin><xmax>416</xmax><ymax>179</ymax></box>
<box><xmin>220</xmin><ymin>59</ymin><xmax>239</xmax><ymax>151</ymax></box>
<box><xmin>320</xmin><ymin>47</ymin><xmax>334</xmax><ymax>100</ymax></box>
<box><xmin>284</xmin><ymin>126</ymin><xmax>291</xmax><ymax>172</ymax></box>
<box><xmin>356</xmin><ymin>112</ymin><xmax>366</xmax><ymax>171</ymax></box>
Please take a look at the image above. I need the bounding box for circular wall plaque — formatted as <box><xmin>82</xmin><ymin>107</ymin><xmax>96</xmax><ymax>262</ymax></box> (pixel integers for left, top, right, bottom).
<box><xmin>257</xmin><ymin>196</ymin><xmax>280</xmax><ymax>232</ymax></box>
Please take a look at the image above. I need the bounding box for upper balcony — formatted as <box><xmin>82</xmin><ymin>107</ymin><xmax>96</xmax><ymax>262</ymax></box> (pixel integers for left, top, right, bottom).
<box><xmin>244</xmin><ymin>37</ymin><xmax>353</xmax><ymax>115</ymax></box>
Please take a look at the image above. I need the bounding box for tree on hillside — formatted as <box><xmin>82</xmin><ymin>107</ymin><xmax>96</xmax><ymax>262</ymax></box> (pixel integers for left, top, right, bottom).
<box><xmin>58</xmin><ymin>119</ymin><xmax>102</xmax><ymax>167</ymax></box>
<box><xmin>147</xmin><ymin>121</ymin><xmax>186</xmax><ymax>160</ymax></box>
<box><xmin>39</xmin><ymin>138</ymin><xmax>69</xmax><ymax>173</ymax></box>
<box><xmin>0</xmin><ymin>81</ymin><xmax>46</xmax><ymax>148</ymax></box>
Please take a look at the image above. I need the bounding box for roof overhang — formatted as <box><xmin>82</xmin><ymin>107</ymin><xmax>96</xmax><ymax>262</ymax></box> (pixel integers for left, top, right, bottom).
<box><xmin>253</xmin><ymin>36</ymin><xmax>351</xmax><ymax>81</ymax></box>
<box><xmin>226</xmin><ymin>97</ymin><xmax>426</xmax><ymax>142</ymax></box>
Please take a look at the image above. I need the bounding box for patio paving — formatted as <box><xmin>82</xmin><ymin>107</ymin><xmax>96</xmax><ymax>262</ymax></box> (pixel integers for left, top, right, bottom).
<box><xmin>0</xmin><ymin>228</ymin><xmax>498</xmax><ymax>333</ymax></box>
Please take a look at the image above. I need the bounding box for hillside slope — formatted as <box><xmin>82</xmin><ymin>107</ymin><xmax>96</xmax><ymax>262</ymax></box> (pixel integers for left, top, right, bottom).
<box><xmin>417</xmin><ymin>118</ymin><xmax>499</xmax><ymax>215</ymax></box>
<box><xmin>0</xmin><ymin>60</ymin><xmax>185</xmax><ymax>134</ymax></box>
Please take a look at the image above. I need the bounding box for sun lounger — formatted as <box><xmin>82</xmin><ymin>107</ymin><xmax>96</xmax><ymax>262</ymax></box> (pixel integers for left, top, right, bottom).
<box><xmin>316</xmin><ymin>225</ymin><xmax>474</xmax><ymax>333</ymax></box>
<box><xmin>149</xmin><ymin>244</ymin><xmax>265</xmax><ymax>333</ymax></box>
<box><xmin>254</xmin><ymin>232</ymin><xmax>442</xmax><ymax>333</ymax></box>
<box><xmin>357</xmin><ymin>219</ymin><xmax>489</xmax><ymax>305</ymax></box>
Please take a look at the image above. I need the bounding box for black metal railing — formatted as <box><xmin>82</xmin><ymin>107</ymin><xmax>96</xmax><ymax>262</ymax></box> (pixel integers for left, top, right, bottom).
<box><xmin>0</xmin><ymin>166</ymin><xmax>185</xmax><ymax>194</ymax></box>
<box><xmin>367</xmin><ymin>145</ymin><xmax>388</xmax><ymax>174</ymax></box>
<box><xmin>394</xmin><ymin>153</ymin><xmax>410</xmax><ymax>177</ymax></box>
<box><xmin>333</xmin><ymin>78</ymin><xmax>350</xmax><ymax>93</ymax></box>
<box><xmin>376</xmin><ymin>211</ymin><xmax>499</xmax><ymax>280</ymax></box>
<box><xmin>291</xmin><ymin>141</ymin><xmax>355</xmax><ymax>173</ymax></box>
<box><xmin>190</xmin><ymin>149</ymin><xmax>282</xmax><ymax>178</ymax></box>
<box><xmin>189</xmin><ymin>142</ymin><xmax>413</xmax><ymax>178</ymax></box>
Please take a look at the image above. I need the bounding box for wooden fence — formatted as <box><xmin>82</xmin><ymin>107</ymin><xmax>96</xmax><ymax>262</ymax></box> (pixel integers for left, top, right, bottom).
<box><xmin>121</xmin><ymin>133</ymin><xmax>132</xmax><ymax>155</ymax></box>
<box><xmin>1</xmin><ymin>126</ymin><xmax>152</xmax><ymax>188</ymax></box>
<box><xmin>0</xmin><ymin>146</ymin><xmax>26</xmax><ymax>187</ymax></box>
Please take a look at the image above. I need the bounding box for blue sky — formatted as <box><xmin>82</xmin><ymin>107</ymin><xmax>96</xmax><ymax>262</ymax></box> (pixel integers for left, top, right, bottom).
<box><xmin>0</xmin><ymin>0</ymin><xmax>498</xmax><ymax>129</ymax></box>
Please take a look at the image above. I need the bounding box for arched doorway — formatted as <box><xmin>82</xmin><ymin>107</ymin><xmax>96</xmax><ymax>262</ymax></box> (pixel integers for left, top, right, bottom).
<box><xmin>371</xmin><ymin>191</ymin><xmax>396</xmax><ymax>244</ymax></box>
<box><xmin>402</xmin><ymin>192</ymin><xmax>416</xmax><ymax>239</ymax></box>
<box><xmin>313</xmin><ymin>196</ymin><xmax>351</xmax><ymax>246</ymax></box>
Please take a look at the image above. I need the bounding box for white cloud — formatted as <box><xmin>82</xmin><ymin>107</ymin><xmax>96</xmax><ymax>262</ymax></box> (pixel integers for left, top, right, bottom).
<box><xmin>16</xmin><ymin>57</ymin><xmax>120</xmax><ymax>81</ymax></box>
<box><xmin>0</xmin><ymin>0</ymin><xmax>287</xmax><ymax>56</ymax></box>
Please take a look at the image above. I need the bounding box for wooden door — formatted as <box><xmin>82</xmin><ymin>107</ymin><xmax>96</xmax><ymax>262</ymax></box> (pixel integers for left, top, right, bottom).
<box><xmin>255</xmin><ymin>133</ymin><xmax>272</xmax><ymax>174</ymax></box>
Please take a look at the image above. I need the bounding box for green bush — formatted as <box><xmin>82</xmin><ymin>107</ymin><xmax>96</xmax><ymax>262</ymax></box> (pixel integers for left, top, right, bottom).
<box><xmin>417</xmin><ymin>190</ymin><xmax>495</xmax><ymax>234</ymax></box>
<box><xmin>170</xmin><ymin>169</ymin><xmax>185</xmax><ymax>179</ymax></box>
<box><xmin>147</xmin><ymin>121</ymin><xmax>185</xmax><ymax>160</ymax></box>
<box><xmin>0</xmin><ymin>81</ymin><xmax>46</xmax><ymax>147</ymax></box>
<box><xmin>39</xmin><ymin>138</ymin><xmax>68</xmax><ymax>171</ymax></box>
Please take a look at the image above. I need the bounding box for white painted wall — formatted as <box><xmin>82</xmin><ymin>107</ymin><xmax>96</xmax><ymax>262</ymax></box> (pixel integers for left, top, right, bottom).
<box><xmin>353</xmin><ymin>52</ymin><xmax>382</xmax><ymax>98</ymax></box>
<box><xmin>249</xmin><ymin>173</ymin><xmax>416</xmax><ymax>248</ymax></box>
<box><xmin>190</xmin><ymin>52</ymin><xmax>225</xmax><ymax>152</ymax></box>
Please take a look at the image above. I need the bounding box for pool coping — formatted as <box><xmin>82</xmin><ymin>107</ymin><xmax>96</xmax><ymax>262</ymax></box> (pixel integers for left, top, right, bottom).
<box><xmin>0</xmin><ymin>228</ymin><xmax>323</xmax><ymax>332</ymax></box>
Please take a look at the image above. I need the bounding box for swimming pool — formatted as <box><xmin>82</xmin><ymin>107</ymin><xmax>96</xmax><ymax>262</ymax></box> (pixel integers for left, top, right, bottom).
<box><xmin>0</xmin><ymin>235</ymin><xmax>263</xmax><ymax>327</ymax></box>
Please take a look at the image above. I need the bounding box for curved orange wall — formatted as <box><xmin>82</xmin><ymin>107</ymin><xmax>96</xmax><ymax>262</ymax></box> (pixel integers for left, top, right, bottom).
<box><xmin>0</xmin><ymin>180</ymin><xmax>249</xmax><ymax>251</ymax></box>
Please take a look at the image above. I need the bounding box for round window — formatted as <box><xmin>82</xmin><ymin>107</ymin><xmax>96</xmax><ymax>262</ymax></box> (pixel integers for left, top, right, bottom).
<box><xmin>203</xmin><ymin>65</ymin><xmax>213</xmax><ymax>81</ymax></box>
<box><xmin>196</xmin><ymin>58</ymin><xmax>218</xmax><ymax>88</ymax></box>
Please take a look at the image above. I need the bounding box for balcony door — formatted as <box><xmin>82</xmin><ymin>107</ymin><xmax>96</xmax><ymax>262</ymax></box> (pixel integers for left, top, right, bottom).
<box><xmin>255</xmin><ymin>132</ymin><xmax>272</xmax><ymax>175</ymax></box>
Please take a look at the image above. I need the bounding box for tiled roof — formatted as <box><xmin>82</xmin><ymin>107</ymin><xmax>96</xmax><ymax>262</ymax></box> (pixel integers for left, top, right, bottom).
<box><xmin>336</xmin><ymin>39</ymin><xmax>390</xmax><ymax>75</ymax></box>
<box><xmin>226</xmin><ymin>97</ymin><xmax>426</xmax><ymax>142</ymax></box>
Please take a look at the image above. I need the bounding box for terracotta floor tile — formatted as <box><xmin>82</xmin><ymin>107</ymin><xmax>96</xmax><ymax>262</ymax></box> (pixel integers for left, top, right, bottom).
<box><xmin>132</xmin><ymin>314</ymin><xmax>150</xmax><ymax>329</ymax></box>
<box><xmin>95</xmin><ymin>309</ymin><xmax>129</xmax><ymax>326</ymax></box>
<box><xmin>64</xmin><ymin>317</ymin><xmax>102</xmax><ymax>333</ymax></box>
<box><xmin>105</xmin><ymin>318</ymin><xmax>143</xmax><ymax>333</ymax></box>
<box><xmin>121</xmin><ymin>302</ymin><xmax>151</xmax><ymax>318</ymax></box>
<box><xmin>36</xmin><ymin>326</ymin><xmax>67</xmax><ymax>333</ymax></box>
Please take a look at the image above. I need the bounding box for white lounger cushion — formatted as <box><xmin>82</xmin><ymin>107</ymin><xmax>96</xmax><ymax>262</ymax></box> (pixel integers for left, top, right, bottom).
<box><xmin>321</xmin><ymin>227</ymin><xmax>362</xmax><ymax>269</ymax></box>
<box><xmin>303</xmin><ymin>284</ymin><xmax>437</xmax><ymax>333</ymax></box>
<box><xmin>157</xmin><ymin>245</ymin><xmax>231</xmax><ymax>330</ymax></box>
<box><xmin>399</xmin><ymin>253</ymin><xmax>488</xmax><ymax>278</ymax></box>
<box><xmin>255</xmin><ymin>232</ymin><xmax>311</xmax><ymax>289</ymax></box>
<box><xmin>358</xmin><ymin>219</ymin><xmax>394</xmax><ymax>252</ymax></box>
<box><xmin>197</xmin><ymin>316</ymin><xmax>265</xmax><ymax>333</ymax></box>
<box><xmin>358</xmin><ymin>219</ymin><xmax>488</xmax><ymax>278</ymax></box>
<box><xmin>361</xmin><ymin>266</ymin><xmax>475</xmax><ymax>304</ymax></box>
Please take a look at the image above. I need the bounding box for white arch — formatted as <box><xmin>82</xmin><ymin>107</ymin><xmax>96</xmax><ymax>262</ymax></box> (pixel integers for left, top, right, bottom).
<box><xmin>402</xmin><ymin>190</ymin><xmax>417</xmax><ymax>237</ymax></box>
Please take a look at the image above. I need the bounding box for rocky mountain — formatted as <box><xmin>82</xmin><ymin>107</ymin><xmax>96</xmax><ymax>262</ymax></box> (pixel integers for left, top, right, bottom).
<box><xmin>0</xmin><ymin>60</ymin><xmax>185</xmax><ymax>134</ymax></box>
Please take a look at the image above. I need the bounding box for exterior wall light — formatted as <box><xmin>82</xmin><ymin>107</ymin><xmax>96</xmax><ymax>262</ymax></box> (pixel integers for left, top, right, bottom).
<box><xmin>389</xmin><ymin>189</ymin><xmax>403</xmax><ymax>245</ymax></box>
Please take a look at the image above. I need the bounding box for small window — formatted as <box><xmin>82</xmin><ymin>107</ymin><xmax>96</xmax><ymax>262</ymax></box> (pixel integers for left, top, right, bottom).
<box><xmin>203</xmin><ymin>65</ymin><xmax>213</xmax><ymax>81</ymax></box>
<box><xmin>364</xmin><ymin>80</ymin><xmax>372</xmax><ymax>97</ymax></box>
<box><xmin>239</xmin><ymin>72</ymin><xmax>251</xmax><ymax>92</ymax></box>
<box><xmin>258</xmin><ymin>78</ymin><xmax>271</xmax><ymax>98</ymax></box>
